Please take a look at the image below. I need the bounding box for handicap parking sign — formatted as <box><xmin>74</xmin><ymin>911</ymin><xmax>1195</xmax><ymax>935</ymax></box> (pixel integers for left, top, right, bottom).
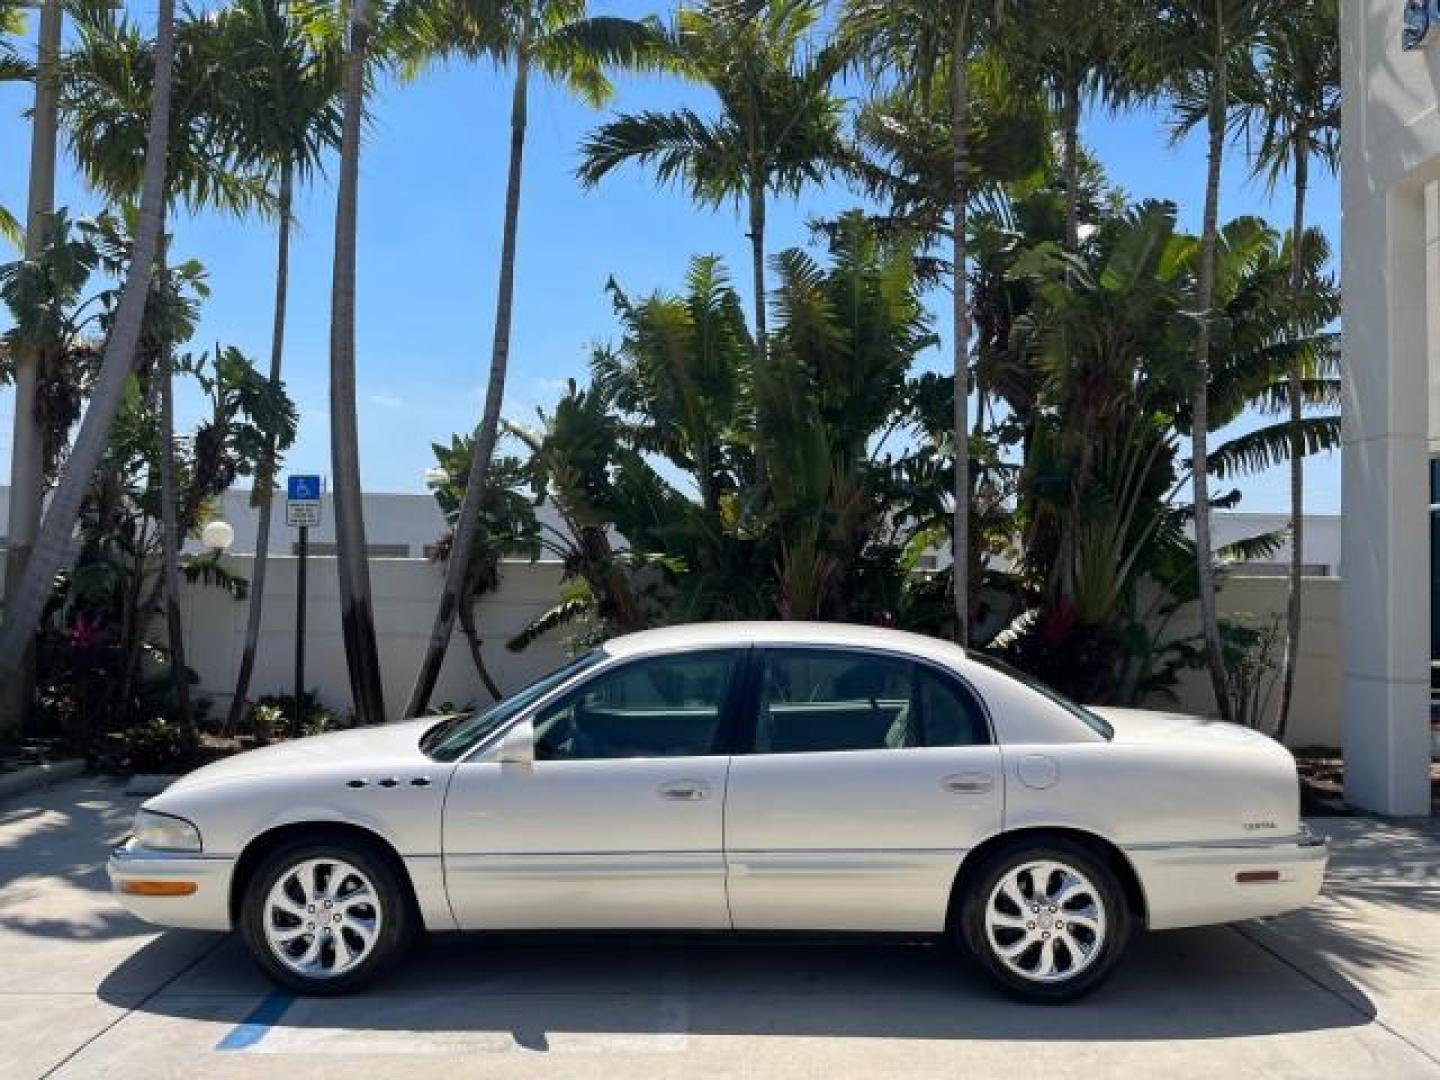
<box><xmin>286</xmin><ymin>474</ymin><xmax>322</xmax><ymax>527</ymax></box>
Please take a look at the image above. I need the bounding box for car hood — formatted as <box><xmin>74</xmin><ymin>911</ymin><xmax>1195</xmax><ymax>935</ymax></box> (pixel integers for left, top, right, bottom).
<box><xmin>1086</xmin><ymin>706</ymin><xmax>1286</xmax><ymax>751</ymax></box>
<box><xmin>166</xmin><ymin>718</ymin><xmax>439</xmax><ymax>792</ymax></box>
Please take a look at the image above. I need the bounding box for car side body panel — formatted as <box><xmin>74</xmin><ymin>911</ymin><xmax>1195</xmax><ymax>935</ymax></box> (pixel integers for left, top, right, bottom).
<box><xmin>112</xmin><ymin>719</ymin><xmax>460</xmax><ymax>932</ymax></box>
<box><xmin>725</xmin><ymin>745</ymin><xmax>1003</xmax><ymax>931</ymax></box>
<box><xmin>441</xmin><ymin>752</ymin><xmax>732</xmax><ymax>929</ymax></box>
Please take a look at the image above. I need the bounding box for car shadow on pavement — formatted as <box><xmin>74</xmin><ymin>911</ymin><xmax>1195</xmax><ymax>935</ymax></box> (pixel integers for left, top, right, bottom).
<box><xmin>97</xmin><ymin>924</ymin><xmax>1382</xmax><ymax>1045</ymax></box>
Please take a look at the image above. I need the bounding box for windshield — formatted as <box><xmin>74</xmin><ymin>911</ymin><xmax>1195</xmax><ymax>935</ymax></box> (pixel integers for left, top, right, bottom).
<box><xmin>421</xmin><ymin>651</ymin><xmax>603</xmax><ymax>762</ymax></box>
<box><xmin>970</xmin><ymin>653</ymin><xmax>1114</xmax><ymax>740</ymax></box>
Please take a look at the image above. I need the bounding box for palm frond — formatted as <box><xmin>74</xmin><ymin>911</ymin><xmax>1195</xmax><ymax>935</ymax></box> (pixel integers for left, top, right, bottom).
<box><xmin>1217</xmin><ymin>528</ymin><xmax>1287</xmax><ymax>565</ymax></box>
<box><xmin>0</xmin><ymin>204</ymin><xmax>21</xmax><ymax>251</ymax></box>
<box><xmin>1208</xmin><ymin>416</ymin><xmax>1342</xmax><ymax>479</ymax></box>
<box><xmin>506</xmin><ymin>593</ymin><xmax>594</xmax><ymax>652</ymax></box>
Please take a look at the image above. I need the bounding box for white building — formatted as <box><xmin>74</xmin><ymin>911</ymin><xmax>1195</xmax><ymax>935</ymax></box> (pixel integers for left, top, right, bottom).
<box><xmin>0</xmin><ymin>487</ymin><xmax>567</xmax><ymax>561</ymax></box>
<box><xmin>0</xmin><ymin>486</ymin><xmax>1341</xmax><ymax>570</ymax></box>
<box><xmin>1341</xmin><ymin>1</ymin><xmax>1440</xmax><ymax>815</ymax></box>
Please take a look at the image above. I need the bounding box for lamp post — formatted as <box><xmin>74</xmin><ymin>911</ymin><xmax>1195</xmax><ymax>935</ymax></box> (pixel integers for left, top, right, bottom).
<box><xmin>2</xmin><ymin>0</ymin><xmax>64</xmax><ymax>742</ymax></box>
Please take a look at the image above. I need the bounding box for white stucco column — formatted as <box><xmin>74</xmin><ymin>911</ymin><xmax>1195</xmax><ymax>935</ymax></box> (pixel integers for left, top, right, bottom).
<box><xmin>1340</xmin><ymin>2</ymin><xmax>1439</xmax><ymax>816</ymax></box>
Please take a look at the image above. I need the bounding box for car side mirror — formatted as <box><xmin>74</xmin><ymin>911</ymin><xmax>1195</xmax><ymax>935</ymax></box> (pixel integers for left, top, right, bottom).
<box><xmin>497</xmin><ymin>719</ymin><xmax>535</xmax><ymax>766</ymax></box>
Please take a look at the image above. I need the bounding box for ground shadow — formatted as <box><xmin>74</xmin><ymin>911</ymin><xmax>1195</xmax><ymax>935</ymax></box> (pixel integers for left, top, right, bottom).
<box><xmin>98</xmin><ymin>923</ymin><xmax>1380</xmax><ymax>1045</ymax></box>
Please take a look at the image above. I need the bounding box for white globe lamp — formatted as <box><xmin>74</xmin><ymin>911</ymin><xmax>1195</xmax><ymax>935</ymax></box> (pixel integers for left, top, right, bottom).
<box><xmin>201</xmin><ymin>520</ymin><xmax>235</xmax><ymax>554</ymax></box>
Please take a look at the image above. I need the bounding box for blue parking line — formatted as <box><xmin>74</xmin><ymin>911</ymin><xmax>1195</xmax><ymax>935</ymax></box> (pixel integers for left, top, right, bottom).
<box><xmin>216</xmin><ymin>991</ymin><xmax>293</xmax><ymax>1051</ymax></box>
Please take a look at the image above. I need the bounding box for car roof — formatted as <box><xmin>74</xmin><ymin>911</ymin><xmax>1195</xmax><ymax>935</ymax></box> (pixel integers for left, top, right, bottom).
<box><xmin>600</xmin><ymin>621</ymin><xmax>970</xmax><ymax>669</ymax></box>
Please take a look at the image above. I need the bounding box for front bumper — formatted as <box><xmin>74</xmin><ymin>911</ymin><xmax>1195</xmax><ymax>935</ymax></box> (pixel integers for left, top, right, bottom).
<box><xmin>107</xmin><ymin>837</ymin><xmax>236</xmax><ymax>931</ymax></box>
<box><xmin>1128</xmin><ymin>826</ymin><xmax>1329</xmax><ymax>931</ymax></box>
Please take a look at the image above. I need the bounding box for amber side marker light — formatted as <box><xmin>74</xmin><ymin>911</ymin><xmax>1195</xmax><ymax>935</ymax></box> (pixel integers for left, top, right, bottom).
<box><xmin>1236</xmin><ymin>870</ymin><xmax>1281</xmax><ymax>884</ymax></box>
<box><xmin>119</xmin><ymin>880</ymin><xmax>197</xmax><ymax>897</ymax></box>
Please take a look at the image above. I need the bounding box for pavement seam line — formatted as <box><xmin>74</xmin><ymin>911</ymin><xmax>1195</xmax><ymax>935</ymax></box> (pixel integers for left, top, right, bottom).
<box><xmin>37</xmin><ymin>934</ymin><xmax>231</xmax><ymax>1080</ymax></box>
<box><xmin>1232</xmin><ymin>923</ymin><xmax>1440</xmax><ymax>1072</ymax></box>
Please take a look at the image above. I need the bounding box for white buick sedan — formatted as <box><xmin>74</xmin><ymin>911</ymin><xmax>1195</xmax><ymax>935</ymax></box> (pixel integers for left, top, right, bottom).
<box><xmin>109</xmin><ymin>622</ymin><xmax>1327</xmax><ymax>1002</ymax></box>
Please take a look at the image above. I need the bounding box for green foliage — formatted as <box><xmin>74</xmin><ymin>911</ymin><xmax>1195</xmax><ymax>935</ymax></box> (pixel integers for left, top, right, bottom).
<box><xmin>60</xmin><ymin>1</ymin><xmax>273</xmax><ymax>215</ymax></box>
<box><xmin>969</xmin><ymin>169</ymin><xmax>1340</xmax><ymax>702</ymax></box>
<box><xmin>254</xmin><ymin>690</ymin><xmax>343</xmax><ymax>739</ymax></box>
<box><xmin>497</xmin><ymin>215</ymin><xmax>944</xmax><ymax>648</ymax></box>
<box><xmin>1217</xmin><ymin>615</ymin><xmax>1284</xmax><ymax>730</ymax></box>
<box><xmin>425</xmin><ymin>436</ymin><xmax>543</xmax><ymax>593</ymax></box>
<box><xmin>577</xmin><ymin>0</ymin><xmax>848</xmax><ymax>209</ymax></box>
<box><xmin>9</xmin><ymin>217</ymin><xmax>297</xmax><ymax>746</ymax></box>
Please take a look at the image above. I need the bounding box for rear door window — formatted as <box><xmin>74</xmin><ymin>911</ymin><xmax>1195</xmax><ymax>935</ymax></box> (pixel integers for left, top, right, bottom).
<box><xmin>752</xmin><ymin>649</ymin><xmax>989</xmax><ymax>753</ymax></box>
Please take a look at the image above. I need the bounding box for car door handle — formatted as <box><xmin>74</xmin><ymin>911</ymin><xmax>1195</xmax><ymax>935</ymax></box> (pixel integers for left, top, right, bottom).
<box><xmin>941</xmin><ymin>773</ymin><xmax>994</xmax><ymax>794</ymax></box>
<box><xmin>657</xmin><ymin>780</ymin><xmax>711</xmax><ymax>801</ymax></box>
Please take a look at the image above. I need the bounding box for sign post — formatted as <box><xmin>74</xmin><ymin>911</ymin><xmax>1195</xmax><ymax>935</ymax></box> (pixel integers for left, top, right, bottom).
<box><xmin>286</xmin><ymin>475</ymin><xmax>322</xmax><ymax>729</ymax></box>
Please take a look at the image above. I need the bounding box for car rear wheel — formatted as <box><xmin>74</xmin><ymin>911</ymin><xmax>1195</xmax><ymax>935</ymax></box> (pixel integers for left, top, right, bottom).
<box><xmin>956</xmin><ymin>839</ymin><xmax>1131</xmax><ymax>1003</ymax></box>
<box><xmin>240</xmin><ymin>840</ymin><xmax>413</xmax><ymax>995</ymax></box>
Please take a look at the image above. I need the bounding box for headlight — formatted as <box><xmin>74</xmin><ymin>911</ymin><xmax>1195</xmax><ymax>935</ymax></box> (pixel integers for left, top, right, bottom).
<box><xmin>133</xmin><ymin>809</ymin><xmax>202</xmax><ymax>853</ymax></box>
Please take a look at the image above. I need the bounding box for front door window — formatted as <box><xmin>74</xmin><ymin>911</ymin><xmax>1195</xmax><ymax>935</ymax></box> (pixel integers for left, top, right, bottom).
<box><xmin>533</xmin><ymin>650</ymin><xmax>741</xmax><ymax>760</ymax></box>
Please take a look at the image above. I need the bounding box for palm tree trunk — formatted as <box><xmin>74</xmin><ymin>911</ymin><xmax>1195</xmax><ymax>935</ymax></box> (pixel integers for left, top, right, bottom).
<box><xmin>1062</xmin><ymin>73</ymin><xmax>1081</xmax><ymax>253</ymax></box>
<box><xmin>1192</xmin><ymin>59</ymin><xmax>1232</xmax><ymax>724</ymax></box>
<box><xmin>404</xmin><ymin>40</ymin><xmax>531</xmax><ymax>718</ymax></box>
<box><xmin>227</xmin><ymin>165</ymin><xmax>294</xmax><ymax>733</ymax></box>
<box><xmin>950</xmin><ymin>10</ymin><xmax>973</xmax><ymax>647</ymax></box>
<box><xmin>0</xmin><ymin>0</ymin><xmax>63</xmax><ymax>741</ymax></box>
<box><xmin>748</xmin><ymin>174</ymin><xmax>767</xmax><ymax>359</ymax></box>
<box><xmin>157</xmin><ymin>321</ymin><xmax>196</xmax><ymax>752</ymax></box>
<box><xmin>1275</xmin><ymin>142</ymin><xmax>1309</xmax><ymax>743</ymax></box>
<box><xmin>457</xmin><ymin>590</ymin><xmax>503</xmax><ymax>702</ymax></box>
<box><xmin>329</xmin><ymin>0</ymin><xmax>386</xmax><ymax>725</ymax></box>
<box><xmin>0</xmin><ymin>0</ymin><xmax>176</xmax><ymax>677</ymax></box>
<box><xmin>1051</xmin><ymin>73</ymin><xmax>1083</xmax><ymax>599</ymax></box>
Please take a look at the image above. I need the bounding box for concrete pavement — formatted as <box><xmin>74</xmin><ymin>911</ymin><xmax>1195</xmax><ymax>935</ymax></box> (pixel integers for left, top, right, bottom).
<box><xmin>2</xmin><ymin>778</ymin><xmax>1437</xmax><ymax>1079</ymax></box>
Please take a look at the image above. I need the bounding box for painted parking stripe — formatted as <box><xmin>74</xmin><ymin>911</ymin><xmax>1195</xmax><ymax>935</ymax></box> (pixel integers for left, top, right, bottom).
<box><xmin>221</xmin><ymin>974</ymin><xmax>690</xmax><ymax>1056</ymax></box>
<box><xmin>216</xmin><ymin>991</ymin><xmax>294</xmax><ymax>1051</ymax></box>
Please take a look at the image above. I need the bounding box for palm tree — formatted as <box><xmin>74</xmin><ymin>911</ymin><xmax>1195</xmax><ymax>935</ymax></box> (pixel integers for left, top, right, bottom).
<box><xmin>1158</xmin><ymin>0</ymin><xmax>1279</xmax><ymax>723</ymax></box>
<box><xmin>211</xmin><ymin>0</ymin><xmax>343</xmax><ymax>732</ymax></box>
<box><xmin>1233</xmin><ymin>0</ymin><xmax>1339</xmax><ymax>740</ymax></box>
<box><xmin>402</xmin><ymin>0</ymin><xmax>663</xmax><ymax>718</ymax></box>
<box><xmin>994</xmin><ymin>1</ymin><xmax>1110</xmax><ymax>250</ymax></box>
<box><xmin>843</xmin><ymin>0</ymin><xmax>1008</xmax><ymax>646</ymax></box>
<box><xmin>327</xmin><ymin>0</ymin><xmax>389</xmax><ymax>724</ymax></box>
<box><xmin>0</xmin><ymin>0</ymin><xmax>177</xmax><ymax>687</ymax></box>
<box><xmin>52</xmin><ymin>4</ymin><xmax>267</xmax><ymax>745</ymax></box>
<box><xmin>576</xmin><ymin>0</ymin><xmax>847</xmax><ymax>360</ymax></box>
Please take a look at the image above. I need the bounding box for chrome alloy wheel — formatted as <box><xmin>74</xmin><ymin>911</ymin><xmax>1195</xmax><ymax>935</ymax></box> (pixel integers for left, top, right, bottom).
<box><xmin>984</xmin><ymin>859</ymin><xmax>1107</xmax><ymax>985</ymax></box>
<box><xmin>263</xmin><ymin>858</ymin><xmax>383</xmax><ymax>979</ymax></box>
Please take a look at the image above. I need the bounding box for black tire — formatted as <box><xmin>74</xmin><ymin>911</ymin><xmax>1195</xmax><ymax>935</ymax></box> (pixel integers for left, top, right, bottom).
<box><xmin>954</xmin><ymin>838</ymin><xmax>1131</xmax><ymax>1003</ymax></box>
<box><xmin>239</xmin><ymin>838</ymin><xmax>414</xmax><ymax>995</ymax></box>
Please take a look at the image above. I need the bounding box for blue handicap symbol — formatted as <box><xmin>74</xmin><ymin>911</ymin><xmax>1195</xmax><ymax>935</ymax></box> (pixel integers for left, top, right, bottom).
<box><xmin>287</xmin><ymin>475</ymin><xmax>320</xmax><ymax>501</ymax></box>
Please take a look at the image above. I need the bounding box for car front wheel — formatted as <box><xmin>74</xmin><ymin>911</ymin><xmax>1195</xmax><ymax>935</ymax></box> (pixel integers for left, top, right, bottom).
<box><xmin>240</xmin><ymin>840</ymin><xmax>413</xmax><ymax>995</ymax></box>
<box><xmin>956</xmin><ymin>839</ymin><xmax>1131</xmax><ymax>1003</ymax></box>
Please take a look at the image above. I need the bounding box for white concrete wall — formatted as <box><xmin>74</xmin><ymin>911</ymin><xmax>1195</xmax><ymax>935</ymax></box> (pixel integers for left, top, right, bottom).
<box><xmin>1207</xmin><ymin>513</ymin><xmax>1341</xmax><ymax>575</ymax></box>
<box><xmin>175</xmin><ymin>554</ymin><xmax>1343</xmax><ymax>748</ymax></box>
<box><xmin>1159</xmin><ymin>576</ymin><xmax>1342</xmax><ymax>749</ymax></box>
<box><xmin>1341</xmin><ymin>0</ymin><xmax>1440</xmax><ymax>814</ymax></box>
<box><xmin>0</xmin><ymin>487</ymin><xmax>569</xmax><ymax>561</ymax></box>
<box><xmin>182</xmin><ymin>555</ymin><xmax>573</xmax><ymax>719</ymax></box>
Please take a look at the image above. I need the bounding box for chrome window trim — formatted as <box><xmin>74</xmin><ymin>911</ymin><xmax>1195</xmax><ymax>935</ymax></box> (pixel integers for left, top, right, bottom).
<box><xmin>458</xmin><ymin>638</ymin><xmax>1000</xmax><ymax>763</ymax></box>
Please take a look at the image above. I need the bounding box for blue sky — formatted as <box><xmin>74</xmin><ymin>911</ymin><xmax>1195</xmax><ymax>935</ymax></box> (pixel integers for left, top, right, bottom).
<box><xmin>0</xmin><ymin>1</ymin><xmax>1341</xmax><ymax>514</ymax></box>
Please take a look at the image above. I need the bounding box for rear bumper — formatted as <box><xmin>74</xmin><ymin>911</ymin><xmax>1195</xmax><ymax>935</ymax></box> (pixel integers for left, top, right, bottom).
<box><xmin>107</xmin><ymin>837</ymin><xmax>235</xmax><ymax>931</ymax></box>
<box><xmin>1127</xmin><ymin>826</ymin><xmax>1329</xmax><ymax>931</ymax></box>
